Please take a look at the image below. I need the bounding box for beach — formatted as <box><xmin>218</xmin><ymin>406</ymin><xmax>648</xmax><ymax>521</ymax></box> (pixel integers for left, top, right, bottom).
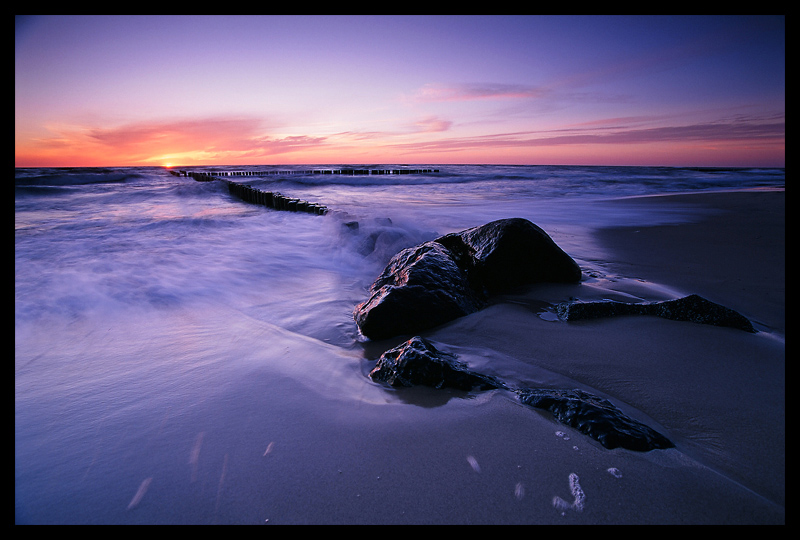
<box><xmin>419</xmin><ymin>188</ymin><xmax>785</xmax><ymax>524</ymax></box>
<box><xmin>15</xmin><ymin>169</ymin><xmax>785</xmax><ymax>525</ymax></box>
<box><xmin>593</xmin><ymin>190</ymin><xmax>785</xmax><ymax>334</ymax></box>
<box><xmin>15</xmin><ymin>12</ymin><xmax>785</xmax><ymax>525</ymax></box>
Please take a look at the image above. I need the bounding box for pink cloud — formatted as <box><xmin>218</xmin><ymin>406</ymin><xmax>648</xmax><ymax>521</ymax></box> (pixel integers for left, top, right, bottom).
<box><xmin>17</xmin><ymin>116</ymin><xmax>334</xmax><ymax>165</ymax></box>
<box><xmin>373</xmin><ymin>114</ymin><xmax>784</xmax><ymax>168</ymax></box>
<box><xmin>410</xmin><ymin>116</ymin><xmax>453</xmax><ymax>133</ymax></box>
<box><xmin>248</xmin><ymin>135</ymin><xmax>328</xmax><ymax>156</ymax></box>
<box><xmin>87</xmin><ymin>117</ymin><xmax>267</xmax><ymax>153</ymax></box>
<box><xmin>15</xmin><ymin>109</ymin><xmax>784</xmax><ymax>168</ymax></box>
<box><xmin>393</xmin><ymin>115</ymin><xmax>784</xmax><ymax>152</ymax></box>
<box><xmin>328</xmin><ymin>115</ymin><xmax>453</xmax><ymax>142</ymax></box>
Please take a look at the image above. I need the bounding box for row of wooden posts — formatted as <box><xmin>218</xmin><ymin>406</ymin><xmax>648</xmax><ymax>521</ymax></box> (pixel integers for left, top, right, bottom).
<box><xmin>172</xmin><ymin>167</ymin><xmax>439</xmax><ymax>216</ymax></box>
<box><xmin>171</xmin><ymin>168</ymin><xmax>438</xmax><ymax>177</ymax></box>
<box><xmin>175</xmin><ymin>170</ymin><xmax>327</xmax><ymax>215</ymax></box>
<box><xmin>224</xmin><ymin>180</ymin><xmax>328</xmax><ymax>215</ymax></box>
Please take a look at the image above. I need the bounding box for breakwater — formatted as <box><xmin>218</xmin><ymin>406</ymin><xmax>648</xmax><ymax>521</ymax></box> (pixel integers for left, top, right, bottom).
<box><xmin>171</xmin><ymin>167</ymin><xmax>439</xmax><ymax>216</ymax></box>
<box><xmin>224</xmin><ymin>180</ymin><xmax>329</xmax><ymax>215</ymax></box>
<box><xmin>171</xmin><ymin>168</ymin><xmax>438</xmax><ymax>177</ymax></box>
<box><xmin>181</xmin><ymin>170</ymin><xmax>328</xmax><ymax>215</ymax></box>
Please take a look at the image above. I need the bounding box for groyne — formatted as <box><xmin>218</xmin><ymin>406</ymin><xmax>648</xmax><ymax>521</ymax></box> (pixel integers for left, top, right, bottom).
<box><xmin>172</xmin><ymin>167</ymin><xmax>439</xmax><ymax>216</ymax></box>
<box><xmin>172</xmin><ymin>168</ymin><xmax>438</xmax><ymax>177</ymax></box>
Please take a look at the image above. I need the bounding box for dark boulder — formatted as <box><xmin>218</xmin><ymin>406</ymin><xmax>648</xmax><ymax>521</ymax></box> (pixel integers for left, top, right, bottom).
<box><xmin>354</xmin><ymin>218</ymin><xmax>581</xmax><ymax>340</ymax></box>
<box><xmin>556</xmin><ymin>294</ymin><xmax>756</xmax><ymax>333</ymax></box>
<box><xmin>515</xmin><ymin>387</ymin><xmax>674</xmax><ymax>451</ymax></box>
<box><xmin>436</xmin><ymin>217</ymin><xmax>582</xmax><ymax>294</ymax></box>
<box><xmin>369</xmin><ymin>336</ymin><xmax>505</xmax><ymax>391</ymax></box>
<box><xmin>354</xmin><ymin>242</ymin><xmax>487</xmax><ymax>340</ymax></box>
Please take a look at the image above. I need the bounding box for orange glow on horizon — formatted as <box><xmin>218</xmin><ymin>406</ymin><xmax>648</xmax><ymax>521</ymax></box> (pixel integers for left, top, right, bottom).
<box><xmin>14</xmin><ymin>130</ymin><xmax>785</xmax><ymax>169</ymax></box>
<box><xmin>14</xmin><ymin>112</ymin><xmax>785</xmax><ymax>169</ymax></box>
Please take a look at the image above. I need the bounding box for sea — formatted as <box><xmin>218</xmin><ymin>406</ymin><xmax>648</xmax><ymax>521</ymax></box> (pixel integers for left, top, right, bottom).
<box><xmin>15</xmin><ymin>164</ymin><xmax>784</xmax><ymax>524</ymax></box>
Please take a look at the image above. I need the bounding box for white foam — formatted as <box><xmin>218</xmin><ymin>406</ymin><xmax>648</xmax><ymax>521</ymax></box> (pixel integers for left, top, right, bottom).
<box><xmin>570</xmin><ymin>473</ymin><xmax>585</xmax><ymax>512</ymax></box>
<box><xmin>552</xmin><ymin>472</ymin><xmax>585</xmax><ymax>514</ymax></box>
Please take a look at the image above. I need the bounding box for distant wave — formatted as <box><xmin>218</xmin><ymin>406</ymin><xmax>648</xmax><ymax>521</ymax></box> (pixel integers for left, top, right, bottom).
<box><xmin>14</xmin><ymin>167</ymin><xmax>148</xmax><ymax>187</ymax></box>
<box><xmin>258</xmin><ymin>172</ymin><xmax>487</xmax><ymax>188</ymax></box>
<box><xmin>14</xmin><ymin>165</ymin><xmax>784</xmax><ymax>201</ymax></box>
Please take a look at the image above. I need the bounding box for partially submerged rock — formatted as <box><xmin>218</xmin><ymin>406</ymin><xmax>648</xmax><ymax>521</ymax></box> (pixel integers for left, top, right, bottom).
<box><xmin>369</xmin><ymin>336</ymin><xmax>674</xmax><ymax>452</ymax></box>
<box><xmin>354</xmin><ymin>243</ymin><xmax>487</xmax><ymax>340</ymax></box>
<box><xmin>369</xmin><ymin>336</ymin><xmax>505</xmax><ymax>391</ymax></box>
<box><xmin>515</xmin><ymin>388</ymin><xmax>674</xmax><ymax>451</ymax></box>
<box><xmin>556</xmin><ymin>294</ymin><xmax>756</xmax><ymax>332</ymax></box>
<box><xmin>355</xmin><ymin>218</ymin><xmax>581</xmax><ymax>340</ymax></box>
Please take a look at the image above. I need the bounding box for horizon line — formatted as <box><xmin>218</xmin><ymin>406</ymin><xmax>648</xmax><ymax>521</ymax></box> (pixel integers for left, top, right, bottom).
<box><xmin>14</xmin><ymin>162</ymin><xmax>786</xmax><ymax>170</ymax></box>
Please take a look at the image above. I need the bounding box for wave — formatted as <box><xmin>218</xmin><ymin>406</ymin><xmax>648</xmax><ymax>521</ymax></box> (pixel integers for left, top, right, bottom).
<box><xmin>14</xmin><ymin>165</ymin><xmax>785</xmax><ymax>202</ymax></box>
<box><xmin>14</xmin><ymin>167</ymin><xmax>151</xmax><ymax>187</ymax></box>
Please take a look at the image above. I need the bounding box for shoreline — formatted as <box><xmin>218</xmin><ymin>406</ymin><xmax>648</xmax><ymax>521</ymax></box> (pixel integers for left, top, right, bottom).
<box><xmin>15</xmin><ymin>187</ymin><xmax>785</xmax><ymax>524</ymax></box>
<box><xmin>419</xmin><ymin>187</ymin><xmax>785</xmax><ymax>523</ymax></box>
<box><xmin>592</xmin><ymin>188</ymin><xmax>784</xmax><ymax>334</ymax></box>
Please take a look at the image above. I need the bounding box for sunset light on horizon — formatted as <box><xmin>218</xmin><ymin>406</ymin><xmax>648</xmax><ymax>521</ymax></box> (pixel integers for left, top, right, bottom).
<box><xmin>15</xmin><ymin>15</ymin><xmax>785</xmax><ymax>169</ymax></box>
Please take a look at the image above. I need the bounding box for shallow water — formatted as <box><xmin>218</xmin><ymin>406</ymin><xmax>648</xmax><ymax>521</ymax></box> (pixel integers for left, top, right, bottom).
<box><xmin>15</xmin><ymin>165</ymin><xmax>784</xmax><ymax>523</ymax></box>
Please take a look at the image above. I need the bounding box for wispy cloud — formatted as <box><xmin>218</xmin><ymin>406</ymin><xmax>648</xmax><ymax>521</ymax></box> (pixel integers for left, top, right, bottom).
<box><xmin>249</xmin><ymin>134</ymin><xmax>328</xmax><ymax>155</ymax></box>
<box><xmin>409</xmin><ymin>116</ymin><xmax>453</xmax><ymax>133</ymax></box>
<box><xmin>382</xmin><ymin>114</ymin><xmax>785</xmax><ymax>154</ymax></box>
<box><xmin>80</xmin><ymin>114</ymin><xmax>452</xmax><ymax>160</ymax></box>
<box><xmin>18</xmin><ymin>116</ymin><xmax>332</xmax><ymax>165</ymax></box>
<box><xmin>328</xmin><ymin>115</ymin><xmax>453</xmax><ymax>143</ymax></box>
<box><xmin>411</xmin><ymin>82</ymin><xmax>549</xmax><ymax>102</ymax></box>
<box><xmin>87</xmin><ymin>117</ymin><xmax>264</xmax><ymax>149</ymax></box>
<box><xmin>16</xmin><ymin>108</ymin><xmax>783</xmax><ymax>167</ymax></box>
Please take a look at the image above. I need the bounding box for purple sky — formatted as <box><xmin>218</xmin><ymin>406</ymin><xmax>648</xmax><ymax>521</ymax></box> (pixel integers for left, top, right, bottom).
<box><xmin>15</xmin><ymin>15</ymin><xmax>785</xmax><ymax>167</ymax></box>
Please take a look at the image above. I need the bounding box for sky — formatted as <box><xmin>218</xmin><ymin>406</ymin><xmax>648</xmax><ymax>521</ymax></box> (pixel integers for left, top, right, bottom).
<box><xmin>15</xmin><ymin>15</ymin><xmax>785</xmax><ymax>168</ymax></box>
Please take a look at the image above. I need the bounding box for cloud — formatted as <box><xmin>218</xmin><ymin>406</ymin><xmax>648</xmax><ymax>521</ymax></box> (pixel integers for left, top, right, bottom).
<box><xmin>411</xmin><ymin>82</ymin><xmax>549</xmax><ymax>102</ymax></box>
<box><xmin>382</xmin><ymin>114</ymin><xmax>785</xmax><ymax>154</ymax></box>
<box><xmin>410</xmin><ymin>116</ymin><xmax>453</xmax><ymax>133</ymax></box>
<box><xmin>18</xmin><ymin>116</ymin><xmax>333</xmax><ymax>165</ymax></box>
<box><xmin>87</xmin><ymin>117</ymin><xmax>266</xmax><ymax>153</ymax></box>
<box><xmin>327</xmin><ymin>115</ymin><xmax>453</xmax><ymax>142</ymax></box>
<box><xmin>248</xmin><ymin>134</ymin><xmax>329</xmax><ymax>156</ymax></box>
<box><xmin>16</xmin><ymin>107</ymin><xmax>783</xmax><ymax>167</ymax></box>
<box><xmin>545</xmin><ymin>117</ymin><xmax>785</xmax><ymax>146</ymax></box>
<box><xmin>84</xmin><ymin>114</ymin><xmax>451</xmax><ymax>160</ymax></box>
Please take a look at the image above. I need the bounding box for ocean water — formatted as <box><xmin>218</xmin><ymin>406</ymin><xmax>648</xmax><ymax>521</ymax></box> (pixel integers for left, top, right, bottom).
<box><xmin>15</xmin><ymin>164</ymin><xmax>784</xmax><ymax>523</ymax></box>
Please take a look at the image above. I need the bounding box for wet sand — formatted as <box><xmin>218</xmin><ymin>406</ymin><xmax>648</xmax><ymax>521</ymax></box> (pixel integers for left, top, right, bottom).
<box><xmin>592</xmin><ymin>189</ymin><xmax>785</xmax><ymax>333</ymax></box>
<box><xmin>419</xmin><ymin>188</ymin><xmax>785</xmax><ymax>524</ymax></box>
<box><xmin>15</xmin><ymin>189</ymin><xmax>784</xmax><ymax>525</ymax></box>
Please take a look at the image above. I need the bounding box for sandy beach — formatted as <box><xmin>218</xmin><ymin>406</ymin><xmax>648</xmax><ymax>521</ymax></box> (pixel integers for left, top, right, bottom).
<box><xmin>15</xmin><ymin>188</ymin><xmax>785</xmax><ymax>525</ymax></box>
<box><xmin>593</xmin><ymin>189</ymin><xmax>785</xmax><ymax>334</ymax></box>
<box><xmin>413</xmin><ymin>188</ymin><xmax>785</xmax><ymax>524</ymax></box>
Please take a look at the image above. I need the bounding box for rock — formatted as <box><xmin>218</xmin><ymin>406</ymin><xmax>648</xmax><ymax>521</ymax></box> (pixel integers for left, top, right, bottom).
<box><xmin>342</xmin><ymin>220</ymin><xmax>359</xmax><ymax>232</ymax></box>
<box><xmin>369</xmin><ymin>336</ymin><xmax>674</xmax><ymax>452</ymax></box>
<box><xmin>515</xmin><ymin>388</ymin><xmax>674</xmax><ymax>451</ymax></box>
<box><xmin>354</xmin><ymin>218</ymin><xmax>581</xmax><ymax>339</ymax></box>
<box><xmin>354</xmin><ymin>242</ymin><xmax>487</xmax><ymax>340</ymax></box>
<box><xmin>437</xmin><ymin>217</ymin><xmax>582</xmax><ymax>294</ymax></box>
<box><xmin>556</xmin><ymin>294</ymin><xmax>756</xmax><ymax>332</ymax></box>
<box><xmin>369</xmin><ymin>336</ymin><xmax>505</xmax><ymax>391</ymax></box>
<box><xmin>356</xmin><ymin>227</ymin><xmax>412</xmax><ymax>257</ymax></box>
